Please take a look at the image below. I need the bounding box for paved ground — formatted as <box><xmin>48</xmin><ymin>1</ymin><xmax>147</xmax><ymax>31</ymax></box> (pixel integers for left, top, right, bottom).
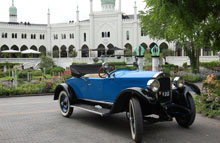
<box><xmin>0</xmin><ymin>96</ymin><xmax>220</xmax><ymax>143</ymax></box>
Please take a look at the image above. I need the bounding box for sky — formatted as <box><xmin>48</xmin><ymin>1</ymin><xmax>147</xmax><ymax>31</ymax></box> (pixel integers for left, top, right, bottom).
<box><xmin>0</xmin><ymin>0</ymin><xmax>146</xmax><ymax>24</ymax></box>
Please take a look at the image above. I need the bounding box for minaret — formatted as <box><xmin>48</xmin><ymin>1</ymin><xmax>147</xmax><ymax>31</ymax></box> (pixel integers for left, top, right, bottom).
<box><xmin>76</xmin><ymin>5</ymin><xmax>79</xmax><ymax>22</ymax></box>
<box><xmin>90</xmin><ymin>0</ymin><xmax>93</xmax><ymax>14</ymax></box>
<box><xmin>47</xmin><ymin>8</ymin><xmax>50</xmax><ymax>26</ymax></box>
<box><xmin>76</xmin><ymin>5</ymin><xmax>80</xmax><ymax>57</ymax></box>
<box><xmin>47</xmin><ymin>8</ymin><xmax>51</xmax><ymax>57</ymax></box>
<box><xmin>133</xmin><ymin>1</ymin><xmax>138</xmax><ymax>50</ymax></box>
<box><xmin>119</xmin><ymin>0</ymin><xmax>121</xmax><ymax>12</ymax></box>
<box><xmin>134</xmin><ymin>1</ymin><xmax>137</xmax><ymax>22</ymax></box>
<box><xmin>9</xmin><ymin>0</ymin><xmax>17</xmax><ymax>23</ymax></box>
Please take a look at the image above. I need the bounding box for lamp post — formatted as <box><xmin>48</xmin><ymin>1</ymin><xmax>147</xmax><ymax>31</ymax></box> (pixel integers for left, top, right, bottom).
<box><xmin>135</xmin><ymin>45</ymin><xmax>145</xmax><ymax>71</ymax></box>
<box><xmin>151</xmin><ymin>45</ymin><xmax>160</xmax><ymax>71</ymax></box>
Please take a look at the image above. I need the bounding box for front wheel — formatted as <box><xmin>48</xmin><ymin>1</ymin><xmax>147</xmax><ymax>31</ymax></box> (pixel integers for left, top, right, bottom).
<box><xmin>58</xmin><ymin>91</ymin><xmax>73</xmax><ymax>118</ymax></box>
<box><xmin>129</xmin><ymin>97</ymin><xmax>143</xmax><ymax>142</ymax></box>
<box><xmin>175</xmin><ymin>93</ymin><xmax>196</xmax><ymax>128</ymax></box>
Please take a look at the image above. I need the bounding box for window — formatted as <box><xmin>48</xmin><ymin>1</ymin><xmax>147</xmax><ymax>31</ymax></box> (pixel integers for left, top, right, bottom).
<box><xmin>21</xmin><ymin>33</ymin><xmax>27</xmax><ymax>39</ymax></box>
<box><xmin>40</xmin><ymin>34</ymin><xmax>45</xmax><ymax>40</ymax></box>
<box><xmin>5</xmin><ymin>33</ymin><xmax>7</xmax><ymax>38</ymax></box>
<box><xmin>141</xmin><ymin>30</ymin><xmax>146</xmax><ymax>37</ymax></box>
<box><xmin>15</xmin><ymin>33</ymin><xmax>17</xmax><ymax>39</ymax></box>
<box><xmin>54</xmin><ymin>34</ymin><xmax>58</xmax><ymax>40</ymax></box>
<box><xmin>84</xmin><ymin>33</ymin><xmax>86</xmax><ymax>42</ymax></box>
<box><xmin>12</xmin><ymin>33</ymin><xmax>14</xmax><ymax>38</ymax></box>
<box><xmin>31</xmin><ymin>34</ymin><xmax>36</xmax><ymax>39</ymax></box>
<box><xmin>70</xmin><ymin>33</ymin><xmax>74</xmax><ymax>39</ymax></box>
<box><xmin>2</xmin><ymin>33</ymin><xmax>4</xmax><ymax>38</ymax></box>
<box><xmin>61</xmin><ymin>34</ymin><xmax>66</xmax><ymax>39</ymax></box>
<box><xmin>126</xmin><ymin>31</ymin><xmax>129</xmax><ymax>40</ymax></box>
<box><xmin>101</xmin><ymin>32</ymin><xmax>110</xmax><ymax>38</ymax></box>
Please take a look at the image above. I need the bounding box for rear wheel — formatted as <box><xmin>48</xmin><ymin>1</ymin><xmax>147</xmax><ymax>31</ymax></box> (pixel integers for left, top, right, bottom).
<box><xmin>175</xmin><ymin>93</ymin><xmax>196</xmax><ymax>128</ymax></box>
<box><xmin>129</xmin><ymin>97</ymin><xmax>143</xmax><ymax>142</ymax></box>
<box><xmin>58</xmin><ymin>91</ymin><xmax>73</xmax><ymax>118</ymax></box>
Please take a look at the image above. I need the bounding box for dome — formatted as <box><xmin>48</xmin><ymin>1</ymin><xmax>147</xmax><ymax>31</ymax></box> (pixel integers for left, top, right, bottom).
<box><xmin>101</xmin><ymin>0</ymin><xmax>115</xmax><ymax>5</ymax></box>
<box><xmin>9</xmin><ymin>6</ymin><xmax>17</xmax><ymax>16</ymax></box>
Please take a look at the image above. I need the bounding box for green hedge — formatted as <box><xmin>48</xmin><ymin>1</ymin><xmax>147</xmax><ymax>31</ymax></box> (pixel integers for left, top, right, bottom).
<box><xmin>200</xmin><ymin>61</ymin><xmax>220</xmax><ymax>69</ymax></box>
<box><xmin>181</xmin><ymin>74</ymin><xmax>203</xmax><ymax>83</ymax></box>
<box><xmin>46</xmin><ymin>67</ymin><xmax>65</xmax><ymax>75</ymax></box>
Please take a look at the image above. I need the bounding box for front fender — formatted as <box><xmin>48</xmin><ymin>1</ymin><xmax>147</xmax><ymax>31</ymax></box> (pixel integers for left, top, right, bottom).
<box><xmin>184</xmin><ymin>82</ymin><xmax>201</xmax><ymax>95</ymax></box>
<box><xmin>110</xmin><ymin>87</ymin><xmax>157</xmax><ymax>114</ymax></box>
<box><xmin>54</xmin><ymin>83</ymin><xmax>76</xmax><ymax>104</ymax></box>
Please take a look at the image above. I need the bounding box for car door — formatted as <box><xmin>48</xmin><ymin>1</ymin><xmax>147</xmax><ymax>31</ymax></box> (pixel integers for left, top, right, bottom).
<box><xmin>85</xmin><ymin>78</ymin><xmax>105</xmax><ymax>101</ymax></box>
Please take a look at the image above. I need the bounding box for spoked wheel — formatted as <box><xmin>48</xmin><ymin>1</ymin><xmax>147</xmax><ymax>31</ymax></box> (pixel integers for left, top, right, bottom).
<box><xmin>175</xmin><ymin>93</ymin><xmax>196</xmax><ymax>128</ymax></box>
<box><xmin>129</xmin><ymin>97</ymin><xmax>143</xmax><ymax>142</ymax></box>
<box><xmin>58</xmin><ymin>91</ymin><xmax>73</xmax><ymax>118</ymax></box>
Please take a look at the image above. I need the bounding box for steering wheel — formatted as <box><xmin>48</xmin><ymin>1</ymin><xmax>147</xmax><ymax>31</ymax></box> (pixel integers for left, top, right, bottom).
<box><xmin>98</xmin><ymin>63</ymin><xmax>115</xmax><ymax>78</ymax></box>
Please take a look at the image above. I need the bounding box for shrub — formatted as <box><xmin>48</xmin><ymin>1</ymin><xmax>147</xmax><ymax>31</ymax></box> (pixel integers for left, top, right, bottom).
<box><xmin>31</xmin><ymin>70</ymin><xmax>43</xmax><ymax>76</ymax></box>
<box><xmin>195</xmin><ymin>74</ymin><xmax>220</xmax><ymax>118</ymax></box>
<box><xmin>39</xmin><ymin>56</ymin><xmax>55</xmax><ymax>69</ymax></box>
<box><xmin>18</xmin><ymin>71</ymin><xmax>29</xmax><ymax>79</ymax></box>
<box><xmin>181</xmin><ymin>74</ymin><xmax>203</xmax><ymax>83</ymax></box>
<box><xmin>0</xmin><ymin>71</ymin><xmax>7</xmax><ymax>78</ymax></box>
<box><xmin>183</xmin><ymin>62</ymin><xmax>188</xmax><ymax>69</ymax></box>
<box><xmin>46</xmin><ymin>67</ymin><xmax>65</xmax><ymax>75</ymax></box>
<box><xmin>63</xmin><ymin>75</ymin><xmax>72</xmax><ymax>81</ymax></box>
<box><xmin>200</xmin><ymin>61</ymin><xmax>220</xmax><ymax>70</ymax></box>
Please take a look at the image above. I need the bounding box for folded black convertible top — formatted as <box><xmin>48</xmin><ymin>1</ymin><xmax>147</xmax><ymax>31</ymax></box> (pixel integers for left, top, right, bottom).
<box><xmin>70</xmin><ymin>64</ymin><xmax>102</xmax><ymax>78</ymax></box>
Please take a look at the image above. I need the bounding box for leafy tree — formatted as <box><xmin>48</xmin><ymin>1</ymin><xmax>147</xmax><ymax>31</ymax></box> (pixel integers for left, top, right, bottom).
<box><xmin>39</xmin><ymin>56</ymin><xmax>55</xmax><ymax>69</ymax></box>
<box><xmin>140</xmin><ymin>0</ymin><xmax>220</xmax><ymax>73</ymax></box>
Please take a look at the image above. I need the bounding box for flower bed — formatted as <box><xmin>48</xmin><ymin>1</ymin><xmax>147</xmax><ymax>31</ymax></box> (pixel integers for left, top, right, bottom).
<box><xmin>0</xmin><ymin>80</ymin><xmax>61</xmax><ymax>96</ymax></box>
<box><xmin>195</xmin><ymin>75</ymin><xmax>220</xmax><ymax>118</ymax></box>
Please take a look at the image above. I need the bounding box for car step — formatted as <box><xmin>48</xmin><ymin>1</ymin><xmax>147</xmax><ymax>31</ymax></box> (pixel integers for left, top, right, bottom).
<box><xmin>71</xmin><ymin>104</ymin><xmax>111</xmax><ymax>116</ymax></box>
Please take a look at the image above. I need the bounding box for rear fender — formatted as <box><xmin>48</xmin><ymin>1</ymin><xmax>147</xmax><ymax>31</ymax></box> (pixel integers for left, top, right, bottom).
<box><xmin>54</xmin><ymin>83</ymin><xmax>76</xmax><ymax>105</ymax></box>
<box><xmin>110</xmin><ymin>87</ymin><xmax>157</xmax><ymax>114</ymax></box>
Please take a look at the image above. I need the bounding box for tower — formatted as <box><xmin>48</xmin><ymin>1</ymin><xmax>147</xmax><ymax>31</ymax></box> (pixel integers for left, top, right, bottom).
<box><xmin>9</xmin><ymin>0</ymin><xmax>17</xmax><ymax>23</ymax></box>
<box><xmin>101</xmin><ymin>0</ymin><xmax>116</xmax><ymax>11</ymax></box>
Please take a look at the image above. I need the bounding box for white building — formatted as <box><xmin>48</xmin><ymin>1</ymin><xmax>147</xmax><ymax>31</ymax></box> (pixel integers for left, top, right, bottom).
<box><xmin>0</xmin><ymin>0</ymin><xmax>218</xmax><ymax>68</ymax></box>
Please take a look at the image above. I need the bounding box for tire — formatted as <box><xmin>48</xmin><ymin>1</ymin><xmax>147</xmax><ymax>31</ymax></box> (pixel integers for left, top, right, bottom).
<box><xmin>129</xmin><ymin>97</ymin><xmax>143</xmax><ymax>142</ymax></box>
<box><xmin>58</xmin><ymin>91</ymin><xmax>73</xmax><ymax>118</ymax></box>
<box><xmin>175</xmin><ymin>93</ymin><xmax>196</xmax><ymax>128</ymax></box>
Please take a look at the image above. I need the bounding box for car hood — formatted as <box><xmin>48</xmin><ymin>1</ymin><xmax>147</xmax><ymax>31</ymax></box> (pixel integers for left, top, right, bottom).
<box><xmin>110</xmin><ymin>70</ymin><xmax>159</xmax><ymax>78</ymax></box>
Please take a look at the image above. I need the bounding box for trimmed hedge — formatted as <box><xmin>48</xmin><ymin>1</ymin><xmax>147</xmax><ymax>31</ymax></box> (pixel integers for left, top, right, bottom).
<box><xmin>200</xmin><ymin>61</ymin><xmax>220</xmax><ymax>69</ymax></box>
<box><xmin>46</xmin><ymin>67</ymin><xmax>65</xmax><ymax>75</ymax></box>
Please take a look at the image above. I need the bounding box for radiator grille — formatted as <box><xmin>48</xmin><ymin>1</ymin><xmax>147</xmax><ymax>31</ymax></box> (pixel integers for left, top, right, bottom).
<box><xmin>158</xmin><ymin>77</ymin><xmax>171</xmax><ymax>103</ymax></box>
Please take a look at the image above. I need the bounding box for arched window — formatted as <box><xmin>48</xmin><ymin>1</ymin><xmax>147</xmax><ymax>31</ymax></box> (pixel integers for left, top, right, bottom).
<box><xmin>126</xmin><ymin>31</ymin><xmax>129</xmax><ymax>40</ymax></box>
<box><xmin>108</xmin><ymin>32</ymin><xmax>110</xmax><ymax>37</ymax></box>
<box><xmin>84</xmin><ymin>33</ymin><xmax>86</xmax><ymax>42</ymax></box>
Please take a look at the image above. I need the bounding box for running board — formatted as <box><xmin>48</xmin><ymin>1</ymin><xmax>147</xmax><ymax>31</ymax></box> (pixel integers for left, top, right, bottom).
<box><xmin>71</xmin><ymin>104</ymin><xmax>111</xmax><ymax>116</ymax></box>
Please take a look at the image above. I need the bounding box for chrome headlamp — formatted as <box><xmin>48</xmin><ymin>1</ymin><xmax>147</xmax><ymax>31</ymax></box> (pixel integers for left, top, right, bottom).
<box><xmin>147</xmin><ymin>79</ymin><xmax>160</xmax><ymax>92</ymax></box>
<box><xmin>173</xmin><ymin>77</ymin><xmax>184</xmax><ymax>88</ymax></box>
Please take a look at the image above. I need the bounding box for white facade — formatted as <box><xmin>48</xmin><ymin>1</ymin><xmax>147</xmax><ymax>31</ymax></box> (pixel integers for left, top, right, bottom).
<box><xmin>0</xmin><ymin>0</ymin><xmax>218</xmax><ymax>68</ymax></box>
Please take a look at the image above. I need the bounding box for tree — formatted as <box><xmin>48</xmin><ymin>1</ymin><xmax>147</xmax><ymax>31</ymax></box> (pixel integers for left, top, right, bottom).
<box><xmin>39</xmin><ymin>56</ymin><xmax>55</xmax><ymax>69</ymax></box>
<box><xmin>140</xmin><ymin>0</ymin><xmax>220</xmax><ymax>73</ymax></box>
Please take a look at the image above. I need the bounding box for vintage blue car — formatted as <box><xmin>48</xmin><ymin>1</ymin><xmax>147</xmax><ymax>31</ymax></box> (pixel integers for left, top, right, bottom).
<box><xmin>54</xmin><ymin>62</ymin><xmax>200</xmax><ymax>142</ymax></box>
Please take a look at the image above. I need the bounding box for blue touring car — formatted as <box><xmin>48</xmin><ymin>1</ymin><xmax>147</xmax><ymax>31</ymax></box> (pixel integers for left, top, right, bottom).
<box><xmin>54</xmin><ymin>62</ymin><xmax>200</xmax><ymax>142</ymax></box>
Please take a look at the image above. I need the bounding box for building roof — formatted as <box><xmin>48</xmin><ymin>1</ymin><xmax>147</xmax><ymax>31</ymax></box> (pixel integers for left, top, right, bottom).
<box><xmin>101</xmin><ymin>0</ymin><xmax>115</xmax><ymax>5</ymax></box>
